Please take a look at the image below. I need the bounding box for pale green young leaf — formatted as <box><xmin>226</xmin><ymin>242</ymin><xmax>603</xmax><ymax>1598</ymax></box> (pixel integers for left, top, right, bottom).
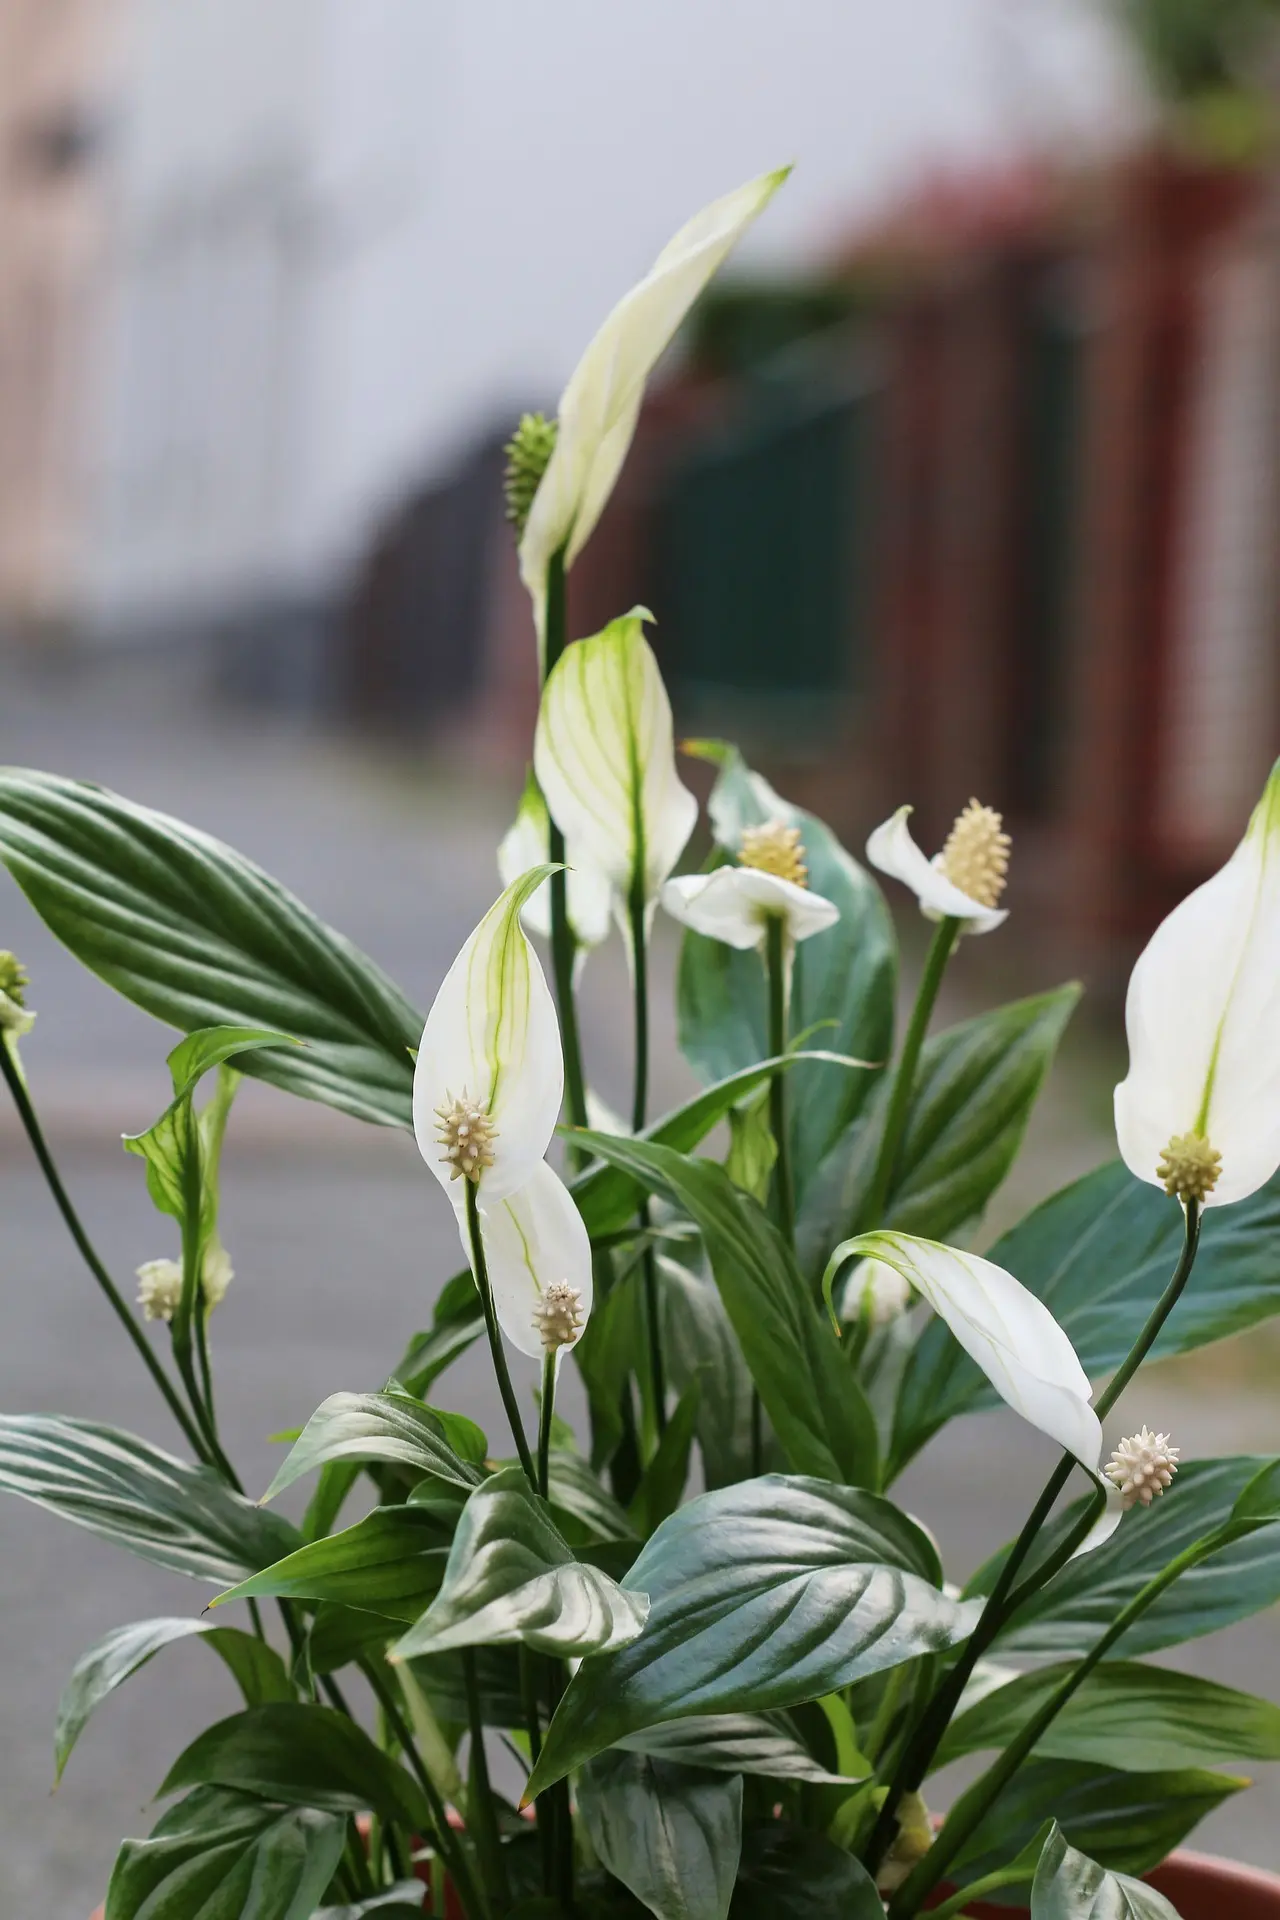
<box><xmin>215</xmin><ymin>1506</ymin><xmax>451</xmax><ymax>1622</ymax></box>
<box><xmin>261</xmin><ymin>1389</ymin><xmax>485</xmax><ymax>1504</ymax></box>
<box><xmin>1030</xmin><ymin>1821</ymin><xmax>1184</xmax><ymax>1919</ymax></box>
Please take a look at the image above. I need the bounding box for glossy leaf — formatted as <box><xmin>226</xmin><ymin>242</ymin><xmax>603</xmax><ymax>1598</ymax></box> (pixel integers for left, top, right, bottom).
<box><xmin>1031</xmin><ymin>1821</ymin><xmax>1182</xmax><ymax>1919</ymax></box>
<box><xmin>677</xmin><ymin>751</ymin><xmax>895</xmax><ymax>1199</ymax></box>
<box><xmin>0</xmin><ymin>1414</ymin><xmax>299</xmax><ymax>1584</ymax></box>
<box><xmin>578</xmin><ymin>1751</ymin><xmax>742</xmax><ymax>1920</ymax></box>
<box><xmin>574</xmin><ymin>1133</ymin><xmax>879</xmax><ymax>1488</ymax></box>
<box><xmin>0</xmin><ymin>768</ymin><xmax>422</xmax><ymax>1128</ymax></box>
<box><xmin>973</xmin><ymin>1457</ymin><xmax>1280</xmax><ymax>1657</ymax></box>
<box><xmin>160</xmin><ymin>1703</ymin><xmax>433</xmax><ymax>1831</ymax></box>
<box><xmin>216</xmin><ymin>1506</ymin><xmax>450</xmax><ymax>1622</ymax></box>
<box><xmin>618</xmin><ymin>1713</ymin><xmax>866</xmax><ymax>1786</ymax></box>
<box><xmin>658</xmin><ymin>1257</ymin><xmax>756</xmax><ymax>1491</ymax></box>
<box><xmin>894</xmin><ymin>1161</ymin><xmax>1280</xmax><ymax>1473</ymax></box>
<box><xmin>938</xmin><ymin>1659</ymin><xmax>1280</xmax><ymax>1773</ymax></box>
<box><xmin>262</xmin><ymin>1390</ymin><xmax>485</xmax><ymax>1504</ymax></box>
<box><xmin>544</xmin><ymin>1448</ymin><xmax>640</xmax><ymax>1559</ymax></box>
<box><xmin>729</xmin><ymin>1823</ymin><xmax>884</xmax><ymax>1919</ymax></box>
<box><xmin>55</xmin><ymin>1616</ymin><xmax>291</xmax><ymax>1783</ymax></box>
<box><xmin>627</xmin><ymin>1378</ymin><xmax>700</xmax><ymax>1537</ymax></box>
<box><xmin>405</xmin><ymin>1646</ymin><xmax>526</xmax><ymax>1730</ymax></box>
<box><xmin>104</xmin><ymin>1784</ymin><xmax>345</xmax><ymax>1920</ymax></box>
<box><xmin>394</xmin><ymin>1271</ymin><xmax>486</xmax><ymax>1399</ymax></box>
<box><xmin>948</xmin><ymin>1760</ymin><xmax>1243</xmax><ymax>1889</ymax></box>
<box><xmin>390</xmin><ymin>1466</ymin><xmax>648</xmax><ymax>1661</ymax></box>
<box><xmin>798</xmin><ymin>985</ymin><xmax>1079</xmax><ymax>1274</ymax></box>
<box><xmin>527</xmin><ymin>1475</ymin><xmax>979</xmax><ymax>1794</ymax></box>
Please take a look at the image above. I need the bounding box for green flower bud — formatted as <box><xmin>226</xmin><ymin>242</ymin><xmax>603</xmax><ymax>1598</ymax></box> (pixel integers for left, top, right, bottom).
<box><xmin>503</xmin><ymin>412</ymin><xmax>558</xmax><ymax>536</ymax></box>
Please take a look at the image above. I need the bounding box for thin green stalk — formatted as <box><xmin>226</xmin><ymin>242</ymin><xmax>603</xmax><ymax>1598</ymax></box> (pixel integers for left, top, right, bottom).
<box><xmin>0</xmin><ymin>1044</ymin><xmax>206</xmax><ymax>1460</ymax></box>
<box><xmin>888</xmin><ymin>1536</ymin><xmax>1208</xmax><ymax>1916</ymax></box>
<box><xmin>630</xmin><ymin>879</ymin><xmax>667</xmax><ymax>1438</ymax></box>
<box><xmin>362</xmin><ymin>1657</ymin><xmax>488</xmax><ymax>1920</ymax></box>
<box><xmin>542</xmin><ymin>545</ymin><xmax>589</xmax><ymax>1160</ymax></box>
<box><xmin>537</xmin><ymin>1352</ymin><xmax>557</xmax><ymax>1497</ymax></box>
<box><xmin>464</xmin><ymin>1179</ymin><xmax>537</xmax><ymax>1487</ymax></box>
<box><xmin>863</xmin><ymin>1199</ymin><xmax>1203</xmax><ymax>1878</ymax></box>
<box><xmin>544</xmin><ymin>1657</ymin><xmax>576</xmax><ymax>1908</ymax></box>
<box><xmin>520</xmin><ymin>1646</ymin><xmax>553</xmax><ymax>1895</ymax></box>
<box><xmin>861</xmin><ymin>916</ymin><xmax>959</xmax><ymax>1232</ymax></box>
<box><xmin>464</xmin><ymin>1648</ymin><xmax>511</xmax><ymax>1909</ymax></box>
<box><xmin>764</xmin><ymin>915</ymin><xmax>794</xmax><ymax>1244</ymax></box>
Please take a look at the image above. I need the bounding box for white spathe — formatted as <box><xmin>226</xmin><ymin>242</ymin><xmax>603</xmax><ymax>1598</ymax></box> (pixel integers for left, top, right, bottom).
<box><xmin>1115</xmin><ymin>758</ymin><xmax>1280</xmax><ymax>1206</ymax></box>
<box><xmin>454</xmin><ymin>1159</ymin><xmax>594</xmax><ymax>1362</ymax></box>
<box><xmin>825</xmin><ymin>1231</ymin><xmax>1101</xmax><ymax>1471</ymax></box>
<box><xmin>661</xmin><ymin>865</ymin><xmax>838</xmax><ymax>950</ymax></box>
<box><xmin>413</xmin><ymin>869</ymin><xmax>564</xmax><ymax>1203</ymax></box>
<box><xmin>518</xmin><ymin>168</ymin><xmax>789</xmax><ymax>654</ymax></box>
<box><xmin>534</xmin><ymin>611</ymin><xmax>697</xmax><ymax>927</ymax></box>
<box><xmin>497</xmin><ymin>772</ymin><xmax>612</xmax><ymax>952</ymax></box>
<box><xmin>866</xmin><ymin>806</ymin><xmax>1007</xmax><ymax>937</ymax></box>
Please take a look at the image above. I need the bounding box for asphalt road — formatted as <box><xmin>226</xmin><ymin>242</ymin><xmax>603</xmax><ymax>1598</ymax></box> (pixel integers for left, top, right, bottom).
<box><xmin>2</xmin><ymin>652</ymin><xmax>1279</xmax><ymax>1916</ymax></box>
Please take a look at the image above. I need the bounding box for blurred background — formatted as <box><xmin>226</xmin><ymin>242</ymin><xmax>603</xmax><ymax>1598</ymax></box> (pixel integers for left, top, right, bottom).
<box><xmin>3</xmin><ymin>1</ymin><xmax>1280</xmax><ymax>1911</ymax></box>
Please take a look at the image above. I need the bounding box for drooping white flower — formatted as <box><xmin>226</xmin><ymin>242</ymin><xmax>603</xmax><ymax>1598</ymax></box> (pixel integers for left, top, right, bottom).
<box><xmin>464</xmin><ymin>1159</ymin><xmax>594</xmax><ymax>1361</ymax></box>
<box><xmin>824</xmin><ymin>1231</ymin><xmax>1101</xmax><ymax>1470</ymax></box>
<box><xmin>662</xmin><ymin>819</ymin><xmax>839</xmax><ymax>952</ymax></box>
<box><xmin>1114</xmin><ymin>759</ymin><xmax>1280</xmax><ymax>1207</ymax></box>
<box><xmin>1104</xmin><ymin>1426</ymin><xmax>1180</xmax><ymax>1510</ymax></box>
<box><xmin>136</xmin><ymin>1242</ymin><xmax>233</xmax><ymax>1324</ymax></box>
<box><xmin>519</xmin><ymin>168</ymin><xmax>789</xmax><ymax>655</ymax></box>
<box><xmin>842</xmin><ymin>1257</ymin><xmax>913</xmax><ymax>1329</ymax></box>
<box><xmin>413</xmin><ymin>869</ymin><xmax>563</xmax><ymax>1204</ymax></box>
<box><xmin>866</xmin><ymin>801</ymin><xmax>1010</xmax><ymax>937</ymax></box>
<box><xmin>497</xmin><ymin>770</ymin><xmax>611</xmax><ymax>953</ymax></box>
<box><xmin>534</xmin><ymin>611</ymin><xmax>697</xmax><ymax>933</ymax></box>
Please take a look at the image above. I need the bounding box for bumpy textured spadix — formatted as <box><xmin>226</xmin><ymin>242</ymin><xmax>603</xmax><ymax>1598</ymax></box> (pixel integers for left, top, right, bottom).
<box><xmin>866</xmin><ymin>803</ymin><xmax>1009</xmax><ymax>936</ymax></box>
<box><xmin>1115</xmin><ymin>758</ymin><xmax>1280</xmax><ymax>1206</ymax></box>
<box><xmin>518</xmin><ymin>168</ymin><xmax>789</xmax><ymax>657</ymax></box>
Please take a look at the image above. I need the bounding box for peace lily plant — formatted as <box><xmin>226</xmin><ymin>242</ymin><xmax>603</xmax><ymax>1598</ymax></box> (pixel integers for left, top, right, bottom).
<box><xmin>3</xmin><ymin>171</ymin><xmax>1280</xmax><ymax>1920</ymax></box>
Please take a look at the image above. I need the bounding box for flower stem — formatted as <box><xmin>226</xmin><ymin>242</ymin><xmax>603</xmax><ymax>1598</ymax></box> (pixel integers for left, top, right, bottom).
<box><xmin>362</xmin><ymin>1655</ymin><xmax>489</xmax><ymax>1920</ymax></box>
<box><xmin>542</xmin><ymin>545</ymin><xmax>590</xmax><ymax>1163</ymax></box>
<box><xmin>862</xmin><ymin>1199</ymin><xmax>1203</xmax><ymax>1883</ymax></box>
<box><xmin>463</xmin><ymin>1647</ymin><xmax>511</xmax><ymax>1910</ymax></box>
<box><xmin>0</xmin><ymin>1042</ymin><xmax>207</xmax><ymax>1460</ymax></box>
<box><xmin>464</xmin><ymin>1180</ymin><xmax>537</xmax><ymax>1488</ymax></box>
<box><xmin>537</xmin><ymin>1352</ymin><xmax>557</xmax><ymax>1498</ymax></box>
<box><xmin>765</xmin><ymin>915</ymin><xmax>795</xmax><ymax>1244</ymax></box>
<box><xmin>861</xmin><ymin>916</ymin><xmax>959</xmax><ymax>1232</ymax></box>
<box><xmin>629</xmin><ymin>877</ymin><xmax>667</xmax><ymax>1437</ymax></box>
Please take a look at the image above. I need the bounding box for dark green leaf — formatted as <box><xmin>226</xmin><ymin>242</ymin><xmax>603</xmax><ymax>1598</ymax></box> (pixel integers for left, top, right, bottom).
<box><xmin>216</xmin><ymin>1506</ymin><xmax>450</xmax><ymax>1622</ymax></box>
<box><xmin>53</xmin><ymin>1616</ymin><xmax>289</xmax><ymax>1783</ymax></box>
<box><xmin>627</xmin><ymin>1378</ymin><xmax>700</xmax><ymax>1537</ymax></box>
<box><xmin>303</xmin><ymin>1460</ymin><xmax>364</xmax><ymax>1544</ymax></box>
<box><xmin>543</xmin><ymin>1450</ymin><xmax>639</xmax><ymax>1557</ymax></box>
<box><xmin>1031</xmin><ymin>1819</ymin><xmax>1187</xmax><ymax>1918</ymax></box>
<box><xmin>394</xmin><ymin>1273</ymin><xmax>487</xmax><ymax>1400</ymax></box>
<box><xmin>893</xmin><ymin>1161</ymin><xmax>1280</xmax><ymax>1473</ymax></box>
<box><xmin>659</xmin><ymin>1257</ymin><xmax>756</xmax><ymax>1491</ymax></box>
<box><xmin>317</xmin><ymin>1893</ymin><xmax>428</xmax><ymax>1919</ymax></box>
<box><xmin>798</xmin><ymin>985</ymin><xmax>1079</xmax><ymax>1275</ymax></box>
<box><xmin>0</xmin><ymin>1414</ymin><xmax>299</xmax><ymax>1583</ymax></box>
<box><xmin>575</xmin><ymin>1134</ymin><xmax>879</xmax><ymax>1488</ymax></box>
<box><xmin>677</xmin><ymin>750</ymin><xmax>896</xmax><ymax>1201</ymax></box>
<box><xmin>0</xmin><ymin>767</ymin><xmax>422</xmax><ymax>1128</ymax></box>
<box><xmin>729</xmin><ymin>1822</ymin><xmax>884</xmax><ymax>1919</ymax></box>
<box><xmin>390</xmin><ymin>1466</ymin><xmax>648</xmax><ymax>1661</ymax></box>
<box><xmin>262</xmin><ymin>1390</ymin><xmax>485</xmax><ymax>1504</ymax></box>
<box><xmin>618</xmin><ymin>1713</ymin><xmax>866</xmax><ymax>1786</ymax></box>
<box><xmin>305</xmin><ymin>1604</ymin><xmax>396</xmax><ymax>1677</ymax></box>
<box><xmin>160</xmin><ymin>1703</ymin><xmax>433</xmax><ymax>1830</ymax></box>
<box><xmin>974</xmin><ymin>1457</ymin><xmax>1280</xmax><ymax>1657</ymax></box>
<box><xmin>405</xmin><ymin>1646</ymin><xmax>525</xmax><ymax>1729</ymax></box>
<box><xmin>580</xmin><ymin>1751</ymin><xmax>742</xmax><ymax>1920</ymax></box>
<box><xmin>527</xmin><ymin>1475</ymin><xmax>978</xmax><ymax>1793</ymax></box>
<box><xmin>949</xmin><ymin>1761</ymin><xmax>1243</xmax><ymax>1889</ymax></box>
<box><xmin>105</xmin><ymin>1785</ymin><xmax>345</xmax><ymax>1920</ymax></box>
<box><xmin>939</xmin><ymin>1659</ymin><xmax>1280</xmax><ymax>1773</ymax></box>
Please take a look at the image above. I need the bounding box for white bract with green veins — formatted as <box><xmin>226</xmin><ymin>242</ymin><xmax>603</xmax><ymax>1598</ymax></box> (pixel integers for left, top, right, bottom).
<box><xmin>534</xmin><ymin>611</ymin><xmax>697</xmax><ymax>936</ymax></box>
<box><xmin>497</xmin><ymin>770</ymin><xmax>612</xmax><ymax>955</ymax></box>
<box><xmin>1115</xmin><ymin>758</ymin><xmax>1280</xmax><ymax>1208</ymax></box>
<box><xmin>413</xmin><ymin>870</ymin><xmax>592</xmax><ymax>1356</ymax></box>
<box><xmin>518</xmin><ymin>168</ymin><xmax>789</xmax><ymax>654</ymax></box>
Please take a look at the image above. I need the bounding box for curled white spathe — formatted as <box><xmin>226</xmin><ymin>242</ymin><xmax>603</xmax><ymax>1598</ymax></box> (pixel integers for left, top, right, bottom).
<box><xmin>497</xmin><ymin>773</ymin><xmax>612</xmax><ymax>954</ymax></box>
<box><xmin>1115</xmin><ymin>759</ymin><xmax>1280</xmax><ymax>1207</ymax></box>
<box><xmin>518</xmin><ymin>168</ymin><xmax>789</xmax><ymax>654</ymax></box>
<box><xmin>661</xmin><ymin>866</ymin><xmax>839</xmax><ymax>950</ymax></box>
<box><xmin>454</xmin><ymin>1159</ymin><xmax>594</xmax><ymax>1362</ymax></box>
<box><xmin>412</xmin><ymin>869</ymin><xmax>563</xmax><ymax>1203</ymax></box>
<box><xmin>866</xmin><ymin>806</ymin><xmax>1007</xmax><ymax>937</ymax></box>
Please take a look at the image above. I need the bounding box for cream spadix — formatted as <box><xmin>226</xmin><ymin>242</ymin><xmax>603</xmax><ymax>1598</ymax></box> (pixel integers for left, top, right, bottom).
<box><xmin>413</xmin><ymin>869</ymin><xmax>563</xmax><ymax>1204</ymax></box>
<box><xmin>534</xmin><ymin>611</ymin><xmax>697</xmax><ymax>930</ymax></box>
<box><xmin>1115</xmin><ymin>759</ymin><xmax>1280</xmax><ymax>1207</ymax></box>
<box><xmin>519</xmin><ymin>168</ymin><xmax>789</xmax><ymax>655</ymax></box>
<box><xmin>866</xmin><ymin>803</ymin><xmax>1009</xmax><ymax>937</ymax></box>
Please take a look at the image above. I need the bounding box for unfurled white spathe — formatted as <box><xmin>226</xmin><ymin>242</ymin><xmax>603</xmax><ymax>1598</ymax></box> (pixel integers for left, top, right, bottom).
<box><xmin>413</xmin><ymin>869</ymin><xmax>563</xmax><ymax>1203</ymax></box>
<box><xmin>824</xmin><ymin>1231</ymin><xmax>1101</xmax><ymax>1471</ymax></box>
<box><xmin>453</xmin><ymin>1159</ymin><xmax>594</xmax><ymax>1361</ymax></box>
<box><xmin>866</xmin><ymin>806</ymin><xmax>1007</xmax><ymax>937</ymax></box>
<box><xmin>518</xmin><ymin>168</ymin><xmax>789</xmax><ymax>654</ymax></box>
<box><xmin>497</xmin><ymin>771</ymin><xmax>612</xmax><ymax>953</ymax></box>
<box><xmin>662</xmin><ymin>866</ymin><xmax>838</xmax><ymax>950</ymax></box>
<box><xmin>534</xmin><ymin>611</ymin><xmax>697</xmax><ymax>929</ymax></box>
<box><xmin>1115</xmin><ymin>759</ymin><xmax>1280</xmax><ymax>1206</ymax></box>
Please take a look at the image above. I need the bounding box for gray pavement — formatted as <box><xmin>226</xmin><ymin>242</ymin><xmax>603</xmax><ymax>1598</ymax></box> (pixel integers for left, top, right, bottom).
<box><xmin>2</xmin><ymin>652</ymin><xmax>1279</xmax><ymax>1915</ymax></box>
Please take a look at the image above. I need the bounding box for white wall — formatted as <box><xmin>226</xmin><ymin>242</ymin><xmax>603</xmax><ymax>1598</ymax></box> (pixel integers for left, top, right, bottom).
<box><xmin>81</xmin><ymin>0</ymin><xmax>1132</xmax><ymax>632</ymax></box>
